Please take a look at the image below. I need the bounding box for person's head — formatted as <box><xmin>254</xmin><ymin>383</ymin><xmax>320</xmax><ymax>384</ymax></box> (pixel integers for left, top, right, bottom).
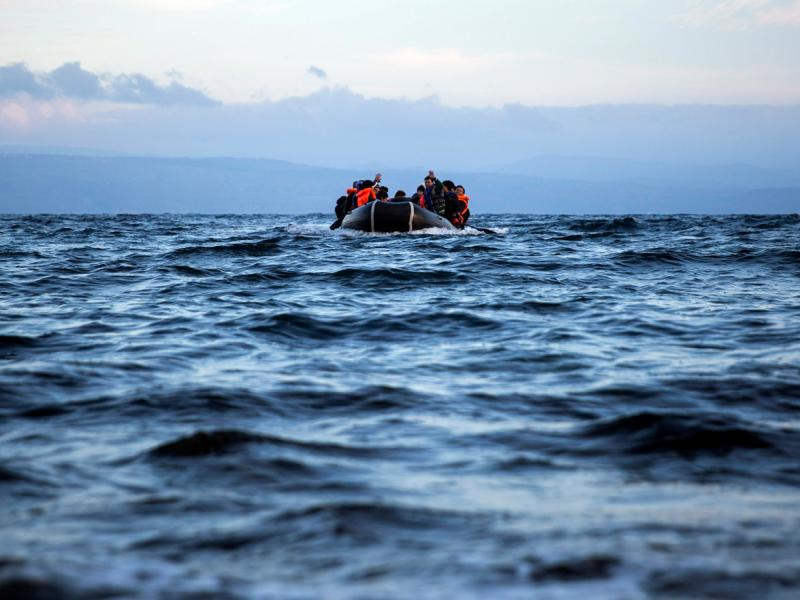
<box><xmin>361</xmin><ymin>180</ymin><xmax>374</xmax><ymax>189</ymax></box>
<box><xmin>394</xmin><ymin>190</ymin><xmax>406</xmax><ymax>198</ymax></box>
<box><xmin>442</xmin><ymin>180</ymin><xmax>455</xmax><ymax>192</ymax></box>
<box><xmin>424</xmin><ymin>176</ymin><xmax>434</xmax><ymax>188</ymax></box>
<box><xmin>455</xmin><ymin>185</ymin><xmax>465</xmax><ymax>195</ymax></box>
<box><xmin>417</xmin><ymin>185</ymin><xmax>425</xmax><ymax>193</ymax></box>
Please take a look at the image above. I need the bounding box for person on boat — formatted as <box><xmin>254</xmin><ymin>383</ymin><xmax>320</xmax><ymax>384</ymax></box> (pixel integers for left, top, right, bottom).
<box><xmin>337</xmin><ymin>180</ymin><xmax>363</xmax><ymax>217</ymax></box>
<box><xmin>331</xmin><ymin>176</ymin><xmax>381</xmax><ymax>229</ymax></box>
<box><xmin>441</xmin><ymin>180</ymin><xmax>461</xmax><ymax>223</ymax></box>
<box><xmin>334</xmin><ymin>194</ymin><xmax>350</xmax><ymax>223</ymax></box>
<box><xmin>390</xmin><ymin>190</ymin><xmax>407</xmax><ymax>202</ymax></box>
<box><xmin>429</xmin><ymin>177</ymin><xmax>448</xmax><ymax>216</ymax></box>
<box><xmin>354</xmin><ymin>180</ymin><xmax>376</xmax><ymax>207</ymax></box>
<box><xmin>410</xmin><ymin>185</ymin><xmax>425</xmax><ymax>206</ymax></box>
<box><xmin>348</xmin><ymin>174</ymin><xmax>382</xmax><ymax>193</ymax></box>
<box><xmin>451</xmin><ymin>184</ymin><xmax>471</xmax><ymax>227</ymax></box>
<box><xmin>421</xmin><ymin>175</ymin><xmax>434</xmax><ymax>209</ymax></box>
<box><xmin>422</xmin><ymin>172</ymin><xmax>445</xmax><ymax>215</ymax></box>
<box><xmin>377</xmin><ymin>186</ymin><xmax>390</xmax><ymax>201</ymax></box>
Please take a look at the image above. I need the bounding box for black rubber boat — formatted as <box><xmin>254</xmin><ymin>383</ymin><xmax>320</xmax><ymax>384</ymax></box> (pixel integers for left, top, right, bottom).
<box><xmin>340</xmin><ymin>201</ymin><xmax>455</xmax><ymax>233</ymax></box>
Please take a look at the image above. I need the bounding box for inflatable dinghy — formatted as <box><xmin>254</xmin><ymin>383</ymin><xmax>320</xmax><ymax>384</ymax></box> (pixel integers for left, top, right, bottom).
<box><xmin>341</xmin><ymin>201</ymin><xmax>455</xmax><ymax>233</ymax></box>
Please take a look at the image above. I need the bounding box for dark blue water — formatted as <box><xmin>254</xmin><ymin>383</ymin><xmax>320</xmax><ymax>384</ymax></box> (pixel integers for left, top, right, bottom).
<box><xmin>1</xmin><ymin>214</ymin><xmax>799</xmax><ymax>599</ymax></box>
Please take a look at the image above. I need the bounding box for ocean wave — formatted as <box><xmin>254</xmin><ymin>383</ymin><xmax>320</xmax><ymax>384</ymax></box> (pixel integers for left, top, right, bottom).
<box><xmin>0</xmin><ymin>464</ymin><xmax>33</xmax><ymax>483</ymax></box>
<box><xmin>147</xmin><ymin>428</ymin><xmax>387</xmax><ymax>459</ymax></box>
<box><xmin>528</xmin><ymin>554</ymin><xmax>621</xmax><ymax>582</ymax></box>
<box><xmin>272</xmin><ymin>384</ymin><xmax>421</xmax><ymax>414</ymax></box>
<box><xmin>611</xmin><ymin>249</ymin><xmax>692</xmax><ymax>266</ymax></box>
<box><xmin>0</xmin><ymin>334</ymin><xmax>39</xmax><ymax>351</ymax></box>
<box><xmin>224</xmin><ymin>269</ymin><xmax>300</xmax><ymax>283</ymax></box>
<box><xmin>580</xmin><ymin>411</ymin><xmax>778</xmax><ymax>456</ymax></box>
<box><xmin>224</xmin><ymin>310</ymin><xmax>501</xmax><ymax>343</ymax></box>
<box><xmin>568</xmin><ymin>216</ymin><xmax>639</xmax><ymax>232</ymax></box>
<box><xmin>487</xmin><ymin>297</ymin><xmax>589</xmax><ymax>314</ymax></box>
<box><xmin>56</xmin><ymin>386</ymin><xmax>278</xmax><ymax>421</ymax></box>
<box><xmin>645</xmin><ymin>568</ymin><xmax>800</xmax><ymax>600</ymax></box>
<box><xmin>325</xmin><ymin>266</ymin><xmax>468</xmax><ymax>284</ymax></box>
<box><xmin>132</xmin><ymin>500</ymin><xmax>481</xmax><ymax>560</ymax></box>
<box><xmin>166</xmin><ymin>237</ymin><xmax>282</xmax><ymax>258</ymax></box>
<box><xmin>3</xmin><ymin>213</ymin><xmax>800</xmax><ymax>599</ymax></box>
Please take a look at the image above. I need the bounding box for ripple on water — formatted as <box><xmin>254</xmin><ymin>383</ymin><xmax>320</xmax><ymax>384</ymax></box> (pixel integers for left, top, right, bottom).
<box><xmin>1</xmin><ymin>214</ymin><xmax>799</xmax><ymax>599</ymax></box>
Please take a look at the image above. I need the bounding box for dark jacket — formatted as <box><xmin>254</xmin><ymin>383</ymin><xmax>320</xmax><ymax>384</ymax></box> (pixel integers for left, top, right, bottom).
<box><xmin>424</xmin><ymin>180</ymin><xmax>446</xmax><ymax>215</ymax></box>
<box><xmin>334</xmin><ymin>195</ymin><xmax>348</xmax><ymax>220</ymax></box>
<box><xmin>444</xmin><ymin>191</ymin><xmax>459</xmax><ymax>217</ymax></box>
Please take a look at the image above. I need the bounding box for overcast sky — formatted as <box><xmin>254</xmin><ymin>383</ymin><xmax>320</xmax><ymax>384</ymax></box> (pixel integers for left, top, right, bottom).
<box><xmin>2</xmin><ymin>0</ymin><xmax>800</xmax><ymax>173</ymax></box>
<box><xmin>2</xmin><ymin>0</ymin><xmax>800</xmax><ymax>107</ymax></box>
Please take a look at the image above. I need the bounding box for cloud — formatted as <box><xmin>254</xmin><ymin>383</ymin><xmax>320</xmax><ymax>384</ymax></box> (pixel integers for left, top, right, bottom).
<box><xmin>49</xmin><ymin>62</ymin><xmax>104</xmax><ymax>99</ymax></box>
<box><xmin>681</xmin><ymin>0</ymin><xmax>800</xmax><ymax>28</ymax></box>
<box><xmin>757</xmin><ymin>0</ymin><xmax>800</xmax><ymax>23</ymax></box>
<box><xmin>0</xmin><ymin>63</ymin><xmax>53</xmax><ymax>99</ymax></box>
<box><xmin>0</xmin><ymin>96</ymin><xmax>85</xmax><ymax>131</ymax></box>
<box><xmin>0</xmin><ymin>62</ymin><xmax>220</xmax><ymax>106</ymax></box>
<box><xmin>3</xmin><ymin>86</ymin><xmax>800</xmax><ymax>180</ymax></box>
<box><xmin>0</xmin><ymin>100</ymin><xmax>31</xmax><ymax>128</ymax></box>
<box><xmin>307</xmin><ymin>65</ymin><xmax>327</xmax><ymax>80</ymax></box>
<box><xmin>121</xmin><ymin>0</ymin><xmax>289</xmax><ymax>13</ymax></box>
<box><xmin>106</xmin><ymin>73</ymin><xmax>219</xmax><ymax>106</ymax></box>
<box><xmin>124</xmin><ymin>0</ymin><xmax>233</xmax><ymax>10</ymax></box>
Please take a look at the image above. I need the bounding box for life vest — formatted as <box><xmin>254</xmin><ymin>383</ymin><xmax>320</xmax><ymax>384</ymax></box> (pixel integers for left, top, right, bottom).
<box><xmin>355</xmin><ymin>187</ymin><xmax>376</xmax><ymax>207</ymax></box>
<box><xmin>452</xmin><ymin>194</ymin><xmax>470</xmax><ymax>227</ymax></box>
<box><xmin>431</xmin><ymin>186</ymin><xmax>447</xmax><ymax>216</ymax></box>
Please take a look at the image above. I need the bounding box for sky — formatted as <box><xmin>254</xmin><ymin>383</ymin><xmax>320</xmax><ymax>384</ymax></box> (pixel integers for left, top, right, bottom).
<box><xmin>1</xmin><ymin>0</ymin><xmax>800</xmax><ymax>108</ymax></box>
<box><xmin>1</xmin><ymin>0</ymin><xmax>799</xmax><ymax>174</ymax></box>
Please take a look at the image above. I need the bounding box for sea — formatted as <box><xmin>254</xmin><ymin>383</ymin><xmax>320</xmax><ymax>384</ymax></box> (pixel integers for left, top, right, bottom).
<box><xmin>1</xmin><ymin>213</ymin><xmax>799</xmax><ymax>599</ymax></box>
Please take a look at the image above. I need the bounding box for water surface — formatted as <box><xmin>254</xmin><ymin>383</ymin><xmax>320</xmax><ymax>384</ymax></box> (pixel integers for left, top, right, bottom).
<box><xmin>1</xmin><ymin>214</ymin><xmax>799</xmax><ymax>599</ymax></box>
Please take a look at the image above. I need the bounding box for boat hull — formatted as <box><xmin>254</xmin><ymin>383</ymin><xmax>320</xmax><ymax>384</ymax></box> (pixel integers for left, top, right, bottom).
<box><xmin>340</xmin><ymin>201</ymin><xmax>455</xmax><ymax>233</ymax></box>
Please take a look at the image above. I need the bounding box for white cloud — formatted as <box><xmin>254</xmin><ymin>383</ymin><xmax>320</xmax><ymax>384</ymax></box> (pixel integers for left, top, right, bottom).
<box><xmin>323</xmin><ymin>41</ymin><xmax>800</xmax><ymax>108</ymax></box>
<box><xmin>0</xmin><ymin>62</ymin><xmax>220</xmax><ymax>106</ymax></box>
<box><xmin>757</xmin><ymin>0</ymin><xmax>800</xmax><ymax>24</ymax></box>
<box><xmin>681</xmin><ymin>0</ymin><xmax>800</xmax><ymax>28</ymax></box>
<box><xmin>122</xmin><ymin>0</ymin><xmax>288</xmax><ymax>12</ymax></box>
<box><xmin>0</xmin><ymin>96</ymin><xmax>86</xmax><ymax>131</ymax></box>
<box><xmin>125</xmin><ymin>0</ymin><xmax>232</xmax><ymax>10</ymax></box>
<box><xmin>0</xmin><ymin>101</ymin><xmax>30</xmax><ymax>128</ymax></box>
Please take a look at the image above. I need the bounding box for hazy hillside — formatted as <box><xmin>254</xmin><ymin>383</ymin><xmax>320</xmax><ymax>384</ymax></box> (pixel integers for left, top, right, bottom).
<box><xmin>491</xmin><ymin>155</ymin><xmax>800</xmax><ymax>189</ymax></box>
<box><xmin>4</xmin><ymin>92</ymin><xmax>800</xmax><ymax>173</ymax></box>
<box><xmin>1</xmin><ymin>154</ymin><xmax>797</xmax><ymax>214</ymax></box>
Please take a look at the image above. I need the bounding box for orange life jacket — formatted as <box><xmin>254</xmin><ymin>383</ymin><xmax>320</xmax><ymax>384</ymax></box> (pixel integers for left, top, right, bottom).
<box><xmin>452</xmin><ymin>194</ymin><xmax>470</xmax><ymax>226</ymax></box>
<box><xmin>356</xmin><ymin>187</ymin><xmax>376</xmax><ymax>207</ymax></box>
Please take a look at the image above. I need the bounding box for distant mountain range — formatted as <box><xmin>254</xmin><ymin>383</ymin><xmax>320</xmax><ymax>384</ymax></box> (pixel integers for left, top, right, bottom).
<box><xmin>491</xmin><ymin>155</ymin><xmax>800</xmax><ymax>189</ymax></box>
<box><xmin>0</xmin><ymin>150</ymin><xmax>797</xmax><ymax>214</ymax></box>
<box><xmin>0</xmin><ymin>145</ymin><xmax>130</xmax><ymax>158</ymax></box>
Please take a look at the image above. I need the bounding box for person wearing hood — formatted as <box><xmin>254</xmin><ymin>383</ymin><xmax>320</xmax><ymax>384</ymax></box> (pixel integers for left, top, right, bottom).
<box><xmin>422</xmin><ymin>171</ymin><xmax>445</xmax><ymax>215</ymax></box>
<box><xmin>354</xmin><ymin>180</ymin><xmax>377</xmax><ymax>207</ymax></box>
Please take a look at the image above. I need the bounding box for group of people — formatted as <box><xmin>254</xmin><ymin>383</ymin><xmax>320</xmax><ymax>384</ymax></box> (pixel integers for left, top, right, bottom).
<box><xmin>335</xmin><ymin>171</ymin><xmax>471</xmax><ymax>228</ymax></box>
